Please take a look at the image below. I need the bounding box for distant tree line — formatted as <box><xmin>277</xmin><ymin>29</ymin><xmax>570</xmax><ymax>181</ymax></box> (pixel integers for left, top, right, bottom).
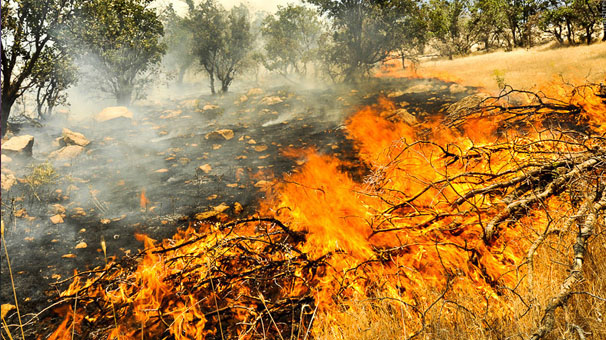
<box><xmin>2</xmin><ymin>0</ymin><xmax>605</xmax><ymax>136</ymax></box>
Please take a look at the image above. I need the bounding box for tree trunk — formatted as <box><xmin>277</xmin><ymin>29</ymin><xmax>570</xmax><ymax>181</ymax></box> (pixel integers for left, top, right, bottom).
<box><xmin>1</xmin><ymin>96</ymin><xmax>16</xmax><ymax>137</ymax></box>
<box><xmin>116</xmin><ymin>89</ymin><xmax>132</xmax><ymax>106</ymax></box>
<box><xmin>220</xmin><ymin>76</ymin><xmax>232</xmax><ymax>93</ymax></box>
<box><xmin>586</xmin><ymin>26</ymin><xmax>592</xmax><ymax>44</ymax></box>
<box><xmin>209</xmin><ymin>73</ymin><xmax>216</xmax><ymax>95</ymax></box>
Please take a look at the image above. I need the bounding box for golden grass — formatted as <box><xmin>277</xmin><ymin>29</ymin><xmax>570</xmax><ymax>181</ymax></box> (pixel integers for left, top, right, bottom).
<box><xmin>311</xmin><ymin>223</ymin><xmax>606</xmax><ymax>340</ymax></box>
<box><xmin>417</xmin><ymin>42</ymin><xmax>606</xmax><ymax>94</ymax></box>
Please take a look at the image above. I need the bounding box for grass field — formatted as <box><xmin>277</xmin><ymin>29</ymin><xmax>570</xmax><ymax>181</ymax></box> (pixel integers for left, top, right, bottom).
<box><xmin>415</xmin><ymin>42</ymin><xmax>606</xmax><ymax>94</ymax></box>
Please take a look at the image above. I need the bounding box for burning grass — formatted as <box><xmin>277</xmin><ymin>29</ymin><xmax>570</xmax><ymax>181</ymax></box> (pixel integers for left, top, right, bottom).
<box><xmin>36</xmin><ymin>81</ymin><xmax>606</xmax><ymax>339</ymax></box>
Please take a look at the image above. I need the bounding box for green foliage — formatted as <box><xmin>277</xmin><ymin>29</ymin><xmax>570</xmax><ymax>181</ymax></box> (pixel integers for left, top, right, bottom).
<box><xmin>261</xmin><ymin>4</ymin><xmax>323</xmax><ymax>77</ymax></box>
<box><xmin>307</xmin><ymin>0</ymin><xmax>415</xmax><ymax>82</ymax></box>
<box><xmin>1</xmin><ymin>0</ymin><xmax>80</xmax><ymax>136</ymax></box>
<box><xmin>161</xmin><ymin>4</ymin><xmax>196</xmax><ymax>84</ymax></box>
<box><xmin>72</xmin><ymin>0</ymin><xmax>166</xmax><ymax>104</ymax></box>
<box><xmin>493</xmin><ymin>69</ymin><xmax>506</xmax><ymax>89</ymax></box>
<box><xmin>428</xmin><ymin>0</ymin><xmax>479</xmax><ymax>58</ymax></box>
<box><xmin>187</xmin><ymin>0</ymin><xmax>254</xmax><ymax>94</ymax></box>
<box><xmin>31</xmin><ymin>46</ymin><xmax>78</xmax><ymax>119</ymax></box>
<box><xmin>24</xmin><ymin>162</ymin><xmax>59</xmax><ymax>202</ymax></box>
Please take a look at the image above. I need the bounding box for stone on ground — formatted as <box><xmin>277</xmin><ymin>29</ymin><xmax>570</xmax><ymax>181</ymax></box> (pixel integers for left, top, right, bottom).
<box><xmin>205</xmin><ymin>129</ymin><xmax>234</xmax><ymax>141</ymax></box>
<box><xmin>2</xmin><ymin>135</ymin><xmax>34</xmax><ymax>156</ymax></box>
<box><xmin>62</xmin><ymin>128</ymin><xmax>90</xmax><ymax>147</ymax></box>
<box><xmin>49</xmin><ymin>145</ymin><xmax>84</xmax><ymax>160</ymax></box>
<box><xmin>95</xmin><ymin>106</ymin><xmax>133</xmax><ymax>122</ymax></box>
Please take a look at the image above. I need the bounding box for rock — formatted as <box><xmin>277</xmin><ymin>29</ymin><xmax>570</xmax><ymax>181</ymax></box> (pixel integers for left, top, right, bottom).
<box><xmin>159</xmin><ymin>109</ymin><xmax>182</xmax><ymax>119</ymax></box>
<box><xmin>1</xmin><ymin>171</ymin><xmax>16</xmax><ymax>191</ymax></box>
<box><xmin>179</xmin><ymin>99</ymin><xmax>199</xmax><ymax>109</ymax></box>
<box><xmin>50</xmin><ymin>214</ymin><xmax>64</xmax><ymax>224</ymax></box>
<box><xmin>403</xmin><ymin>83</ymin><xmax>433</xmax><ymax>94</ymax></box>
<box><xmin>202</xmin><ymin>104</ymin><xmax>219</xmax><ymax>111</ymax></box>
<box><xmin>1</xmin><ymin>154</ymin><xmax>12</xmax><ymax>164</ymax></box>
<box><xmin>234</xmin><ymin>202</ymin><xmax>243</xmax><ymax>214</ymax></box>
<box><xmin>62</xmin><ymin>128</ymin><xmax>90</xmax><ymax>146</ymax></box>
<box><xmin>449</xmin><ymin>83</ymin><xmax>466</xmax><ymax>94</ymax></box>
<box><xmin>205</xmin><ymin>129</ymin><xmax>234</xmax><ymax>141</ymax></box>
<box><xmin>260</xmin><ymin>96</ymin><xmax>283</xmax><ymax>106</ymax></box>
<box><xmin>95</xmin><ymin>106</ymin><xmax>133</xmax><ymax>122</ymax></box>
<box><xmin>198</xmin><ymin>164</ymin><xmax>212</xmax><ymax>174</ymax></box>
<box><xmin>392</xmin><ymin>109</ymin><xmax>416</xmax><ymax>125</ymax></box>
<box><xmin>247</xmin><ymin>88</ymin><xmax>264</xmax><ymax>97</ymax></box>
<box><xmin>386</xmin><ymin>90</ymin><xmax>406</xmax><ymax>98</ymax></box>
<box><xmin>49</xmin><ymin>145</ymin><xmax>84</xmax><ymax>160</ymax></box>
<box><xmin>2</xmin><ymin>135</ymin><xmax>34</xmax><ymax>156</ymax></box>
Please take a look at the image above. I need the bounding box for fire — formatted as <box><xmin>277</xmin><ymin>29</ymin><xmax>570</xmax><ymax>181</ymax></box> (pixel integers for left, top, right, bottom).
<box><xmin>47</xmin><ymin>80</ymin><xmax>606</xmax><ymax>339</ymax></box>
<box><xmin>140</xmin><ymin>189</ymin><xmax>149</xmax><ymax>210</ymax></box>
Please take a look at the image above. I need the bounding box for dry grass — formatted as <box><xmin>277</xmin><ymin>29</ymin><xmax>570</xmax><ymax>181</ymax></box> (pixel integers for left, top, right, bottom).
<box><xmin>416</xmin><ymin>42</ymin><xmax>606</xmax><ymax>94</ymax></box>
<box><xmin>311</xmin><ymin>221</ymin><xmax>606</xmax><ymax>340</ymax></box>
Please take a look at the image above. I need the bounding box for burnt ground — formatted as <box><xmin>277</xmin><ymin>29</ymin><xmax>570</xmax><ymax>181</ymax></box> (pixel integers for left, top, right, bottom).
<box><xmin>0</xmin><ymin>77</ymin><xmax>476</xmax><ymax>336</ymax></box>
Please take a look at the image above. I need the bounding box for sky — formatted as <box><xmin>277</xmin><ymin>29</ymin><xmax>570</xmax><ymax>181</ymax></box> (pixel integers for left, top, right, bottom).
<box><xmin>153</xmin><ymin>0</ymin><xmax>302</xmax><ymax>15</ymax></box>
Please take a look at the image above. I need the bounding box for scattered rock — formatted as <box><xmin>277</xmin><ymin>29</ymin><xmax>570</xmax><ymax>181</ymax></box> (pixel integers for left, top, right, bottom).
<box><xmin>392</xmin><ymin>108</ymin><xmax>417</xmax><ymax>125</ymax></box>
<box><xmin>49</xmin><ymin>145</ymin><xmax>84</xmax><ymax>160</ymax></box>
<box><xmin>386</xmin><ymin>90</ymin><xmax>406</xmax><ymax>98</ymax></box>
<box><xmin>159</xmin><ymin>109</ymin><xmax>182</xmax><ymax>119</ymax></box>
<box><xmin>404</xmin><ymin>83</ymin><xmax>433</xmax><ymax>94</ymax></box>
<box><xmin>205</xmin><ymin>129</ymin><xmax>234</xmax><ymax>141</ymax></box>
<box><xmin>2</xmin><ymin>135</ymin><xmax>34</xmax><ymax>156</ymax></box>
<box><xmin>51</xmin><ymin>204</ymin><xmax>66</xmax><ymax>215</ymax></box>
<box><xmin>194</xmin><ymin>210</ymin><xmax>220</xmax><ymax>220</ymax></box>
<box><xmin>198</xmin><ymin>164</ymin><xmax>212</xmax><ymax>174</ymax></box>
<box><xmin>1</xmin><ymin>171</ymin><xmax>16</xmax><ymax>191</ymax></box>
<box><xmin>50</xmin><ymin>214</ymin><xmax>64</xmax><ymax>224</ymax></box>
<box><xmin>234</xmin><ymin>202</ymin><xmax>243</xmax><ymax>214</ymax></box>
<box><xmin>246</xmin><ymin>88</ymin><xmax>263</xmax><ymax>97</ymax></box>
<box><xmin>201</xmin><ymin>104</ymin><xmax>219</xmax><ymax>111</ymax></box>
<box><xmin>260</xmin><ymin>96</ymin><xmax>283</xmax><ymax>106</ymax></box>
<box><xmin>95</xmin><ymin>106</ymin><xmax>133</xmax><ymax>122</ymax></box>
<box><xmin>75</xmin><ymin>242</ymin><xmax>87</xmax><ymax>249</ymax></box>
<box><xmin>213</xmin><ymin>203</ymin><xmax>229</xmax><ymax>213</ymax></box>
<box><xmin>253</xmin><ymin>145</ymin><xmax>268</xmax><ymax>152</ymax></box>
<box><xmin>179</xmin><ymin>99</ymin><xmax>199</xmax><ymax>109</ymax></box>
<box><xmin>62</xmin><ymin>128</ymin><xmax>90</xmax><ymax>146</ymax></box>
<box><xmin>449</xmin><ymin>83</ymin><xmax>467</xmax><ymax>94</ymax></box>
<box><xmin>1</xmin><ymin>304</ymin><xmax>16</xmax><ymax>319</ymax></box>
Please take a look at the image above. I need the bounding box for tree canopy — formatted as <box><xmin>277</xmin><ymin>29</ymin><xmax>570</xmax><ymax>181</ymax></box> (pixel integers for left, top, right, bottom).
<box><xmin>1</xmin><ymin>0</ymin><xmax>80</xmax><ymax>136</ymax></box>
<box><xmin>71</xmin><ymin>0</ymin><xmax>166</xmax><ymax>105</ymax></box>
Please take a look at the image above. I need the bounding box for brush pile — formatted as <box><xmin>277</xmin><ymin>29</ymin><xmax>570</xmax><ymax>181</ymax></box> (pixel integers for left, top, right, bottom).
<box><xmin>41</xmin><ymin>82</ymin><xmax>606</xmax><ymax>340</ymax></box>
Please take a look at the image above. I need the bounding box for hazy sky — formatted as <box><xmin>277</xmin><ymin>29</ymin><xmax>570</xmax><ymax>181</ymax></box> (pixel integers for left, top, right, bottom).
<box><xmin>154</xmin><ymin>0</ymin><xmax>302</xmax><ymax>15</ymax></box>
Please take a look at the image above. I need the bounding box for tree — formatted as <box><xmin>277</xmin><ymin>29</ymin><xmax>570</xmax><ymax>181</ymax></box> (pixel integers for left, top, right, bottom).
<box><xmin>390</xmin><ymin>0</ymin><xmax>429</xmax><ymax>68</ymax></box>
<box><xmin>188</xmin><ymin>1</ymin><xmax>253</xmax><ymax>94</ymax></box>
<box><xmin>161</xmin><ymin>4</ymin><xmax>196</xmax><ymax>85</ymax></box>
<box><xmin>540</xmin><ymin>0</ymin><xmax>577</xmax><ymax>44</ymax></box>
<box><xmin>307</xmin><ymin>0</ymin><xmax>406</xmax><ymax>82</ymax></box>
<box><xmin>1</xmin><ymin>0</ymin><xmax>80</xmax><ymax>136</ymax></box>
<box><xmin>71</xmin><ymin>0</ymin><xmax>166</xmax><ymax>105</ymax></box>
<box><xmin>31</xmin><ymin>47</ymin><xmax>78</xmax><ymax>119</ymax></box>
<box><xmin>261</xmin><ymin>4</ymin><xmax>323</xmax><ymax>78</ymax></box>
<box><xmin>571</xmin><ymin>0</ymin><xmax>602</xmax><ymax>44</ymax></box>
<box><xmin>428</xmin><ymin>0</ymin><xmax>479</xmax><ymax>59</ymax></box>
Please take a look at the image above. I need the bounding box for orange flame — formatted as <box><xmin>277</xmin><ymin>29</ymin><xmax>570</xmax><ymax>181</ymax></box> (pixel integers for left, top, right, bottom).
<box><xmin>140</xmin><ymin>189</ymin><xmax>149</xmax><ymax>210</ymax></box>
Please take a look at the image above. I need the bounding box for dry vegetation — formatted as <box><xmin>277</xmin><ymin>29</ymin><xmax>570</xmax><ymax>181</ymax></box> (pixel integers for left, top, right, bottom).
<box><xmin>416</xmin><ymin>43</ymin><xmax>606</xmax><ymax>94</ymax></box>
